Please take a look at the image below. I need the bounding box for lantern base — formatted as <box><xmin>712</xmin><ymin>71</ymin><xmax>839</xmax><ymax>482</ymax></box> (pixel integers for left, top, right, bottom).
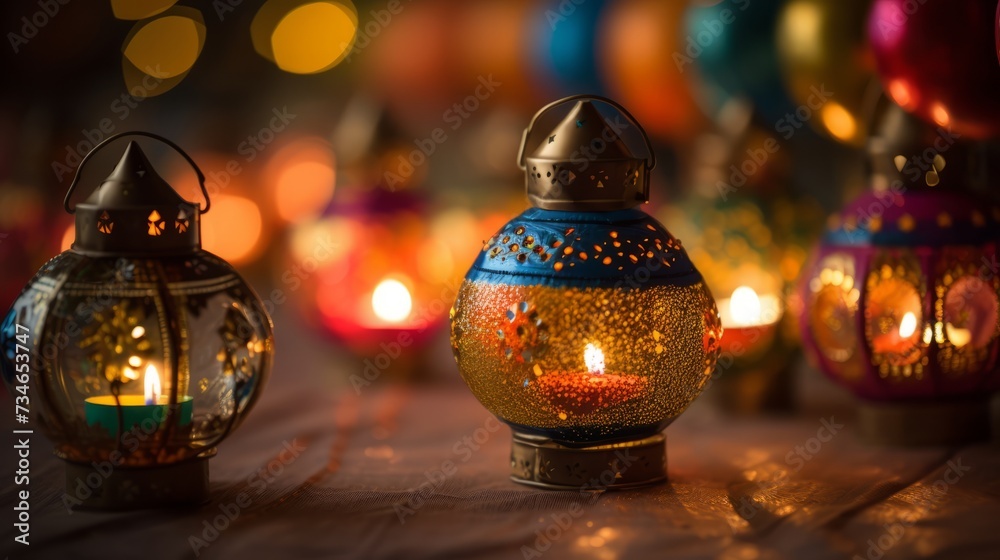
<box><xmin>509</xmin><ymin>432</ymin><xmax>667</xmax><ymax>490</ymax></box>
<box><xmin>858</xmin><ymin>398</ymin><xmax>991</xmax><ymax>446</ymax></box>
<box><xmin>64</xmin><ymin>455</ymin><xmax>210</xmax><ymax>510</ymax></box>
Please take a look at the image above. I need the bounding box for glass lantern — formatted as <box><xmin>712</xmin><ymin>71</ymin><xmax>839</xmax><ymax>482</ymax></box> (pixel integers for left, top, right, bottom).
<box><xmin>450</xmin><ymin>96</ymin><xmax>722</xmax><ymax>489</ymax></box>
<box><xmin>0</xmin><ymin>133</ymin><xmax>273</xmax><ymax>508</ymax></box>
<box><xmin>800</xmin><ymin>104</ymin><xmax>1000</xmax><ymax>445</ymax></box>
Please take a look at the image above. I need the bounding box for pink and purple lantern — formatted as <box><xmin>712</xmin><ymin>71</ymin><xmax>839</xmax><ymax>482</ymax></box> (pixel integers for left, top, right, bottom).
<box><xmin>800</xmin><ymin>103</ymin><xmax>1000</xmax><ymax>445</ymax></box>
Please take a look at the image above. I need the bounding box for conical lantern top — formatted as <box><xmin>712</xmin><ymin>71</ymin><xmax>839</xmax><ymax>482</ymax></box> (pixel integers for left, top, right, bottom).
<box><xmin>65</xmin><ymin>133</ymin><xmax>210</xmax><ymax>257</ymax></box>
<box><xmin>519</xmin><ymin>95</ymin><xmax>655</xmax><ymax>211</ymax></box>
<box><xmin>868</xmin><ymin>101</ymin><xmax>972</xmax><ymax>193</ymax></box>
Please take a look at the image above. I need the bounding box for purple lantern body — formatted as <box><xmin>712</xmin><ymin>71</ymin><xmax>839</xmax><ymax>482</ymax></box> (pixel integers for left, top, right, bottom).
<box><xmin>801</xmin><ymin>189</ymin><xmax>1000</xmax><ymax>400</ymax></box>
<box><xmin>799</xmin><ymin>104</ymin><xmax>1000</xmax><ymax>444</ymax></box>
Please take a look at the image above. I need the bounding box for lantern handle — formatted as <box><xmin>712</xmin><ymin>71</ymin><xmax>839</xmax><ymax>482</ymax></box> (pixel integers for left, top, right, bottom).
<box><xmin>64</xmin><ymin>131</ymin><xmax>211</xmax><ymax>214</ymax></box>
<box><xmin>517</xmin><ymin>94</ymin><xmax>656</xmax><ymax>172</ymax></box>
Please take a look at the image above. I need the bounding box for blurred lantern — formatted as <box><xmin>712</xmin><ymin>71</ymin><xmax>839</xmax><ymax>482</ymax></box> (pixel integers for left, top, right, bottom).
<box><xmin>776</xmin><ymin>0</ymin><xmax>876</xmax><ymax>147</ymax></box>
<box><xmin>683</xmin><ymin>0</ymin><xmax>796</xmax><ymax>126</ymax></box>
<box><xmin>0</xmin><ymin>133</ymin><xmax>273</xmax><ymax>508</ymax></box>
<box><xmin>450</xmin><ymin>96</ymin><xmax>721</xmax><ymax>488</ymax></box>
<box><xmin>599</xmin><ymin>0</ymin><xmax>704</xmax><ymax>140</ymax></box>
<box><xmin>251</xmin><ymin>0</ymin><xmax>358</xmax><ymax>74</ymax></box>
<box><xmin>121</xmin><ymin>6</ymin><xmax>206</xmax><ymax>97</ymax></box>
<box><xmin>288</xmin><ymin>186</ymin><xmax>450</xmax><ymax>357</ymax></box>
<box><xmin>662</xmin><ymin>196</ymin><xmax>792</xmax><ymax>413</ymax></box>
<box><xmin>457</xmin><ymin>0</ymin><xmax>539</xmax><ymax>110</ymax></box>
<box><xmin>0</xmin><ymin>185</ymin><xmax>53</xmax><ymax>310</ymax></box>
<box><xmin>262</xmin><ymin>135</ymin><xmax>336</xmax><ymax>225</ymax></box>
<box><xmin>800</xmin><ymin>103</ymin><xmax>1000</xmax><ymax>445</ymax></box>
<box><xmin>364</xmin><ymin>0</ymin><xmax>464</xmax><ymax>131</ymax></box>
<box><xmin>167</xmin><ymin>153</ymin><xmax>270</xmax><ymax>266</ymax></box>
<box><xmin>869</xmin><ymin>0</ymin><xmax>1000</xmax><ymax>139</ymax></box>
<box><xmin>528</xmin><ymin>0</ymin><xmax>609</xmax><ymax>98</ymax></box>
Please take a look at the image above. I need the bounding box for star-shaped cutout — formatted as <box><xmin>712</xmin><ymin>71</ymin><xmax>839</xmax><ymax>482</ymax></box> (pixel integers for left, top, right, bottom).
<box><xmin>548</xmin><ymin>135</ymin><xmax>556</xmax><ymax>143</ymax></box>
<box><xmin>576</xmin><ymin>119</ymin><xmax>585</xmax><ymax>128</ymax></box>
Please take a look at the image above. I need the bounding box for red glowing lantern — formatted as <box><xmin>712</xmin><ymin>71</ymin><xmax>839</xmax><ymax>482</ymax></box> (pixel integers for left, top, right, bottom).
<box><xmin>287</xmin><ymin>187</ymin><xmax>452</xmax><ymax>353</ymax></box>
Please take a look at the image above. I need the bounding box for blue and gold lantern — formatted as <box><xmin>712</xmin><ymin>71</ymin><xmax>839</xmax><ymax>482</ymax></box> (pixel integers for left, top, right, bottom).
<box><xmin>450</xmin><ymin>96</ymin><xmax>722</xmax><ymax>489</ymax></box>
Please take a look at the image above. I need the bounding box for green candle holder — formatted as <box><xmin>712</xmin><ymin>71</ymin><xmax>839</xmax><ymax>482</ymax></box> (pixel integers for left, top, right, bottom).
<box><xmin>85</xmin><ymin>395</ymin><xmax>194</xmax><ymax>433</ymax></box>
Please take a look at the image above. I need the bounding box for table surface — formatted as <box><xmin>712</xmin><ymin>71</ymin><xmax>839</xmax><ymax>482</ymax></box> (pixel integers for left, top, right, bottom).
<box><xmin>3</xmin><ymin>314</ymin><xmax>1000</xmax><ymax>560</ymax></box>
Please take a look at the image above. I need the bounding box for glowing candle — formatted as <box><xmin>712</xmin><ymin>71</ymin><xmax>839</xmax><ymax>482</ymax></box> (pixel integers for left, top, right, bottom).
<box><xmin>370</xmin><ymin>277</ymin><xmax>414</xmax><ymax>325</ymax></box>
<box><xmin>871</xmin><ymin>310</ymin><xmax>922</xmax><ymax>355</ymax></box>
<box><xmin>85</xmin><ymin>364</ymin><xmax>193</xmax><ymax>433</ymax></box>
<box><xmin>535</xmin><ymin>344</ymin><xmax>648</xmax><ymax>417</ymax></box>
<box><xmin>716</xmin><ymin>286</ymin><xmax>782</xmax><ymax>355</ymax></box>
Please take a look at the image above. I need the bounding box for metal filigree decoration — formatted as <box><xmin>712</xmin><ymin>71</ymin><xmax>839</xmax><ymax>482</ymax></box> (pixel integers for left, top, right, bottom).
<box><xmin>864</xmin><ymin>251</ymin><xmax>929</xmax><ymax>381</ymax></box>
<box><xmin>217</xmin><ymin>305</ymin><xmax>262</xmax><ymax>383</ymax></box>
<box><xmin>77</xmin><ymin>299</ymin><xmax>153</xmax><ymax>384</ymax></box>
<box><xmin>97</xmin><ymin>211</ymin><xmax>114</xmax><ymax>234</ymax></box>
<box><xmin>175</xmin><ymin>207</ymin><xmax>190</xmax><ymax>233</ymax></box>
<box><xmin>497</xmin><ymin>301</ymin><xmax>549</xmax><ymax>363</ymax></box>
<box><xmin>147</xmin><ymin>210</ymin><xmax>165</xmax><ymax>236</ymax></box>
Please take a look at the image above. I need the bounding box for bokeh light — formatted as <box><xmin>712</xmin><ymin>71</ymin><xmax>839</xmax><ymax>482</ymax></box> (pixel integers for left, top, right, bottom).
<box><xmin>121</xmin><ymin>7</ymin><xmax>205</xmax><ymax>97</ymax></box>
<box><xmin>263</xmin><ymin>136</ymin><xmax>336</xmax><ymax>224</ymax></box>
<box><xmin>252</xmin><ymin>0</ymin><xmax>358</xmax><ymax>74</ymax></box>
<box><xmin>111</xmin><ymin>0</ymin><xmax>179</xmax><ymax>21</ymax></box>
<box><xmin>201</xmin><ymin>194</ymin><xmax>264</xmax><ymax>265</ymax></box>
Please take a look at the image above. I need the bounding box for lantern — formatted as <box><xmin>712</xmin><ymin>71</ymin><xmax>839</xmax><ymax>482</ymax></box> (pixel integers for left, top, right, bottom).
<box><xmin>661</xmin><ymin>197</ymin><xmax>792</xmax><ymax>413</ymax></box>
<box><xmin>799</xmin><ymin>105</ymin><xmax>1000</xmax><ymax>445</ymax></box>
<box><xmin>0</xmin><ymin>133</ymin><xmax>274</xmax><ymax>508</ymax></box>
<box><xmin>450</xmin><ymin>96</ymin><xmax>722</xmax><ymax>489</ymax></box>
<box><xmin>288</xmin><ymin>186</ymin><xmax>450</xmax><ymax>356</ymax></box>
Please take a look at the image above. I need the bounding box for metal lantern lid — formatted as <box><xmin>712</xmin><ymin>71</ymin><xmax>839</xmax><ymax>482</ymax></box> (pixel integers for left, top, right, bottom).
<box><xmin>518</xmin><ymin>95</ymin><xmax>655</xmax><ymax>211</ymax></box>
<box><xmin>867</xmin><ymin>101</ymin><xmax>972</xmax><ymax>193</ymax></box>
<box><xmin>65</xmin><ymin>132</ymin><xmax>211</xmax><ymax>257</ymax></box>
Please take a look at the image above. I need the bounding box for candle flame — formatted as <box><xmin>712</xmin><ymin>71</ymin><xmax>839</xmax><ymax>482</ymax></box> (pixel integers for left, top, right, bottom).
<box><xmin>898</xmin><ymin>312</ymin><xmax>918</xmax><ymax>338</ymax></box>
<box><xmin>371</xmin><ymin>277</ymin><xmax>413</xmax><ymax>323</ymax></box>
<box><xmin>945</xmin><ymin>323</ymin><xmax>971</xmax><ymax>348</ymax></box>
<box><xmin>730</xmin><ymin>286</ymin><xmax>763</xmax><ymax>326</ymax></box>
<box><xmin>584</xmin><ymin>343</ymin><xmax>605</xmax><ymax>375</ymax></box>
<box><xmin>144</xmin><ymin>364</ymin><xmax>161</xmax><ymax>406</ymax></box>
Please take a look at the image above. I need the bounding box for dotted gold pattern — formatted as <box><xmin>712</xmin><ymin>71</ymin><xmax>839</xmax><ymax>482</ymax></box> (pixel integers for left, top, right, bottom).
<box><xmin>450</xmin><ymin>280</ymin><xmax>721</xmax><ymax>438</ymax></box>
